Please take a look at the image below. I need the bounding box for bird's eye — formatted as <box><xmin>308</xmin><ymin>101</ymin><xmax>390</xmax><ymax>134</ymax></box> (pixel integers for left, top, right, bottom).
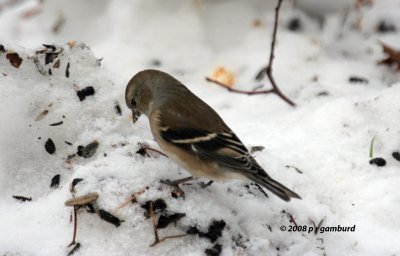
<box><xmin>130</xmin><ymin>99</ymin><xmax>137</xmax><ymax>107</ymax></box>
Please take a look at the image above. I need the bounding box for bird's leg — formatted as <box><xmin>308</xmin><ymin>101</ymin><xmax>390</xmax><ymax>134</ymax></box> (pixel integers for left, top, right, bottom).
<box><xmin>160</xmin><ymin>176</ymin><xmax>194</xmax><ymax>186</ymax></box>
<box><xmin>159</xmin><ymin>176</ymin><xmax>193</xmax><ymax>199</ymax></box>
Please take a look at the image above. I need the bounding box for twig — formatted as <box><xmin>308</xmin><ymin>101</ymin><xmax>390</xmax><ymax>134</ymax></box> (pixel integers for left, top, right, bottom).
<box><xmin>146</xmin><ymin>147</ymin><xmax>167</xmax><ymax>157</ymax></box>
<box><xmin>266</xmin><ymin>0</ymin><xmax>296</xmax><ymax>107</ymax></box>
<box><xmin>115</xmin><ymin>187</ymin><xmax>148</xmax><ymax>210</ymax></box>
<box><xmin>206</xmin><ymin>78</ymin><xmax>274</xmax><ymax>95</ymax></box>
<box><xmin>150</xmin><ymin>234</ymin><xmax>188</xmax><ymax>247</ymax></box>
<box><xmin>148</xmin><ymin>201</ymin><xmax>188</xmax><ymax>247</ymax></box>
<box><xmin>137</xmin><ymin>142</ymin><xmax>167</xmax><ymax>157</ymax></box>
<box><xmin>150</xmin><ymin>202</ymin><xmax>160</xmax><ymax>245</ymax></box>
<box><xmin>68</xmin><ymin>207</ymin><xmax>78</xmax><ymax>246</ymax></box>
<box><xmin>369</xmin><ymin>136</ymin><xmax>376</xmax><ymax>158</ymax></box>
<box><xmin>206</xmin><ymin>0</ymin><xmax>296</xmax><ymax>107</ymax></box>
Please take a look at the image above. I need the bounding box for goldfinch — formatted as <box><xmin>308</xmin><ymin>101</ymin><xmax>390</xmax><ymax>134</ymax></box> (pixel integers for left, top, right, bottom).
<box><xmin>125</xmin><ymin>69</ymin><xmax>300</xmax><ymax>201</ymax></box>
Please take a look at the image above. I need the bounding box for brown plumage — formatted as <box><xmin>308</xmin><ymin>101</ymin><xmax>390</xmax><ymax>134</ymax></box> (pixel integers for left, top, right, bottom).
<box><xmin>125</xmin><ymin>69</ymin><xmax>301</xmax><ymax>201</ymax></box>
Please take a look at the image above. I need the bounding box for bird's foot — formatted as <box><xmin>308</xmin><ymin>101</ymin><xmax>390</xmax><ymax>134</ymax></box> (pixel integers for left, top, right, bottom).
<box><xmin>199</xmin><ymin>180</ymin><xmax>214</xmax><ymax>189</ymax></box>
<box><xmin>159</xmin><ymin>176</ymin><xmax>193</xmax><ymax>199</ymax></box>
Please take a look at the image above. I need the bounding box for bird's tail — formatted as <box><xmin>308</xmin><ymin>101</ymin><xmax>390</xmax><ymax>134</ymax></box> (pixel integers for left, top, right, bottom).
<box><xmin>249</xmin><ymin>175</ymin><xmax>301</xmax><ymax>202</ymax></box>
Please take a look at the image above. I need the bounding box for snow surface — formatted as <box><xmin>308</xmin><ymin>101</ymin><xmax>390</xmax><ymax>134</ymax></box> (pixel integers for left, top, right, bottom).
<box><xmin>1</xmin><ymin>0</ymin><xmax>400</xmax><ymax>255</ymax></box>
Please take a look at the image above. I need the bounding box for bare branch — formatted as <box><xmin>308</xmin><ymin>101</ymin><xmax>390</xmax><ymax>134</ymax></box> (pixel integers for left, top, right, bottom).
<box><xmin>266</xmin><ymin>0</ymin><xmax>296</xmax><ymax>107</ymax></box>
<box><xmin>206</xmin><ymin>0</ymin><xmax>296</xmax><ymax>107</ymax></box>
<box><xmin>206</xmin><ymin>77</ymin><xmax>274</xmax><ymax>95</ymax></box>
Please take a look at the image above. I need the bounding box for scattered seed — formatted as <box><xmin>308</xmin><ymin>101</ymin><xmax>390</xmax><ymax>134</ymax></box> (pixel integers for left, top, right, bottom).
<box><xmin>84</xmin><ymin>204</ymin><xmax>96</xmax><ymax>213</ymax></box>
<box><xmin>53</xmin><ymin>59</ymin><xmax>60</xmax><ymax>68</ymax></box>
<box><xmin>98</xmin><ymin>209</ymin><xmax>122</xmax><ymax>227</ymax></box>
<box><xmin>12</xmin><ymin>195</ymin><xmax>32</xmax><ymax>202</ymax></box>
<box><xmin>77</xmin><ymin>141</ymin><xmax>99</xmax><ymax>158</ymax></box>
<box><xmin>136</xmin><ymin>146</ymin><xmax>149</xmax><ymax>157</ymax></box>
<box><xmin>45</xmin><ymin>138</ymin><xmax>56</xmax><ymax>154</ymax></box>
<box><xmin>369</xmin><ymin>157</ymin><xmax>386</xmax><ymax>167</ymax></box>
<box><xmin>66</xmin><ymin>154</ymin><xmax>76</xmax><ymax>162</ymax></box>
<box><xmin>70</xmin><ymin>178</ymin><xmax>84</xmax><ymax>193</ymax></box>
<box><xmin>157</xmin><ymin>212</ymin><xmax>186</xmax><ymax>229</ymax></box>
<box><xmin>50</xmin><ymin>121</ymin><xmax>63</xmax><ymax>126</ymax></box>
<box><xmin>77</xmin><ymin>86</ymin><xmax>95</xmax><ymax>101</ymax></box>
<box><xmin>349</xmin><ymin>76</ymin><xmax>369</xmax><ymax>84</ymax></box>
<box><xmin>6</xmin><ymin>52</ymin><xmax>23</xmax><ymax>68</ymax></box>
<box><xmin>67</xmin><ymin>243</ymin><xmax>81</xmax><ymax>256</ymax></box>
<box><xmin>66</xmin><ymin>62</ymin><xmax>70</xmax><ymax>78</ymax></box>
<box><xmin>151</xmin><ymin>59</ymin><xmax>162</xmax><ymax>67</ymax></box>
<box><xmin>287</xmin><ymin>17</ymin><xmax>302</xmax><ymax>31</ymax></box>
<box><xmin>0</xmin><ymin>44</ymin><xmax>5</xmax><ymax>52</ymax></box>
<box><xmin>115</xmin><ymin>103</ymin><xmax>122</xmax><ymax>116</ymax></box>
<box><xmin>50</xmin><ymin>174</ymin><xmax>60</xmax><ymax>188</ymax></box>
<box><xmin>205</xmin><ymin>243</ymin><xmax>222</xmax><ymax>256</ymax></box>
<box><xmin>35</xmin><ymin>109</ymin><xmax>49</xmax><ymax>121</ymax></box>
<box><xmin>142</xmin><ymin>199</ymin><xmax>167</xmax><ymax>217</ymax></box>
<box><xmin>377</xmin><ymin>20</ymin><xmax>396</xmax><ymax>33</ymax></box>
<box><xmin>45</xmin><ymin>53</ymin><xmax>58</xmax><ymax>65</ymax></box>
<box><xmin>317</xmin><ymin>91</ymin><xmax>329</xmax><ymax>97</ymax></box>
<box><xmin>33</xmin><ymin>56</ymin><xmax>47</xmax><ymax>75</ymax></box>
<box><xmin>65</xmin><ymin>192</ymin><xmax>99</xmax><ymax>206</ymax></box>
<box><xmin>187</xmin><ymin>220</ymin><xmax>226</xmax><ymax>242</ymax></box>
<box><xmin>48</xmin><ymin>68</ymin><xmax>52</xmax><ymax>75</ymax></box>
<box><xmin>65</xmin><ymin>141</ymin><xmax>73</xmax><ymax>146</ymax></box>
<box><xmin>285</xmin><ymin>165</ymin><xmax>303</xmax><ymax>174</ymax></box>
<box><xmin>255</xmin><ymin>66</ymin><xmax>267</xmax><ymax>81</ymax></box>
<box><xmin>392</xmin><ymin>152</ymin><xmax>400</xmax><ymax>162</ymax></box>
<box><xmin>250</xmin><ymin>146</ymin><xmax>265</xmax><ymax>153</ymax></box>
<box><xmin>42</xmin><ymin>44</ymin><xmax>56</xmax><ymax>51</ymax></box>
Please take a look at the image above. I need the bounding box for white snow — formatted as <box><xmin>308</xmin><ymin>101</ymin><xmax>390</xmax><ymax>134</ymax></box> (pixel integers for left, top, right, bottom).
<box><xmin>0</xmin><ymin>0</ymin><xmax>400</xmax><ymax>255</ymax></box>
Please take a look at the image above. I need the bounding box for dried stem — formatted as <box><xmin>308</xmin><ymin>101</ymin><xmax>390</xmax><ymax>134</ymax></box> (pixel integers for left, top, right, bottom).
<box><xmin>206</xmin><ymin>0</ymin><xmax>296</xmax><ymax>107</ymax></box>
<box><xmin>150</xmin><ymin>234</ymin><xmax>188</xmax><ymax>247</ymax></box>
<box><xmin>148</xmin><ymin>201</ymin><xmax>188</xmax><ymax>247</ymax></box>
<box><xmin>68</xmin><ymin>207</ymin><xmax>78</xmax><ymax>246</ymax></box>
<box><xmin>146</xmin><ymin>147</ymin><xmax>167</xmax><ymax>157</ymax></box>
<box><xmin>206</xmin><ymin>78</ymin><xmax>274</xmax><ymax>95</ymax></box>
<box><xmin>150</xmin><ymin>202</ymin><xmax>160</xmax><ymax>245</ymax></box>
<box><xmin>138</xmin><ymin>142</ymin><xmax>167</xmax><ymax>157</ymax></box>
<box><xmin>288</xmin><ymin>213</ymin><xmax>299</xmax><ymax>227</ymax></box>
<box><xmin>266</xmin><ymin>0</ymin><xmax>296</xmax><ymax>107</ymax></box>
<box><xmin>115</xmin><ymin>187</ymin><xmax>147</xmax><ymax>210</ymax></box>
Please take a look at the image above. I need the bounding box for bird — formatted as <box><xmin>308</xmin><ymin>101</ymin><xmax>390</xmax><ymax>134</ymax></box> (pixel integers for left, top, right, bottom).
<box><xmin>125</xmin><ymin>69</ymin><xmax>301</xmax><ymax>201</ymax></box>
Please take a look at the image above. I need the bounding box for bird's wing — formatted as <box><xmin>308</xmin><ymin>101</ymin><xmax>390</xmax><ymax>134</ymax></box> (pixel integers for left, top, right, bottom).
<box><xmin>160</xmin><ymin>128</ymin><xmax>266</xmax><ymax>175</ymax></box>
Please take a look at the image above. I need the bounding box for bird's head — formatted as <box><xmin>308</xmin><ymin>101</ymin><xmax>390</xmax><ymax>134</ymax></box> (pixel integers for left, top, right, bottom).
<box><xmin>126</xmin><ymin>69</ymin><xmax>188</xmax><ymax>123</ymax></box>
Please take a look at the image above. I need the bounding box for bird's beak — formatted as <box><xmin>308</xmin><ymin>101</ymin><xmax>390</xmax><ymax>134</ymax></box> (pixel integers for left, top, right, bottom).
<box><xmin>131</xmin><ymin>109</ymin><xmax>142</xmax><ymax>124</ymax></box>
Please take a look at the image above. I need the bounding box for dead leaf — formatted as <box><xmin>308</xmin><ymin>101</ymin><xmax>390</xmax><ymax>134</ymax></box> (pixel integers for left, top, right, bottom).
<box><xmin>378</xmin><ymin>42</ymin><xmax>400</xmax><ymax>70</ymax></box>
<box><xmin>6</xmin><ymin>52</ymin><xmax>23</xmax><ymax>68</ymax></box>
<box><xmin>68</xmin><ymin>40</ymin><xmax>77</xmax><ymax>48</ymax></box>
<box><xmin>209</xmin><ymin>66</ymin><xmax>235</xmax><ymax>88</ymax></box>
